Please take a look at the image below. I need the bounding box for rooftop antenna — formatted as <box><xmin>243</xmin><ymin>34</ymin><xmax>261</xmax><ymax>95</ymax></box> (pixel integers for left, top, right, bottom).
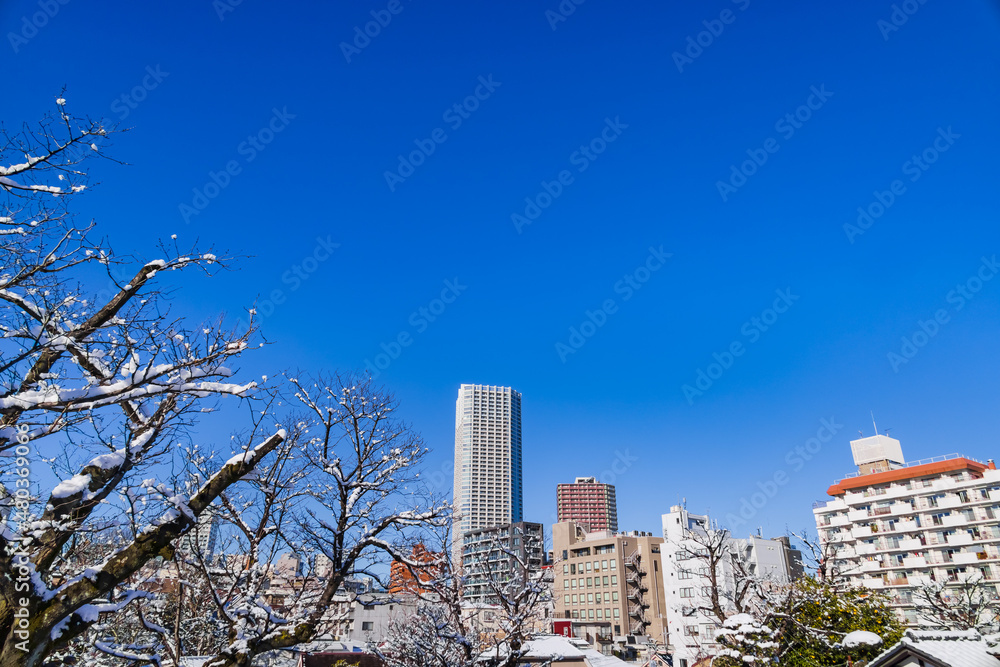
<box><xmin>871</xmin><ymin>411</ymin><xmax>879</xmax><ymax>437</ymax></box>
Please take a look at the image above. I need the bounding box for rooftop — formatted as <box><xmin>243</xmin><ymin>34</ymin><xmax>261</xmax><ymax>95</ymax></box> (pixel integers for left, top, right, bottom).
<box><xmin>826</xmin><ymin>454</ymin><xmax>992</xmax><ymax>497</ymax></box>
<box><xmin>867</xmin><ymin>629</ymin><xmax>1000</xmax><ymax>667</ymax></box>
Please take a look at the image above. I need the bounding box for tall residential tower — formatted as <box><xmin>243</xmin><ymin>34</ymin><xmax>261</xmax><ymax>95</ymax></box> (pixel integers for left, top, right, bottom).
<box><xmin>453</xmin><ymin>384</ymin><xmax>523</xmax><ymax>538</ymax></box>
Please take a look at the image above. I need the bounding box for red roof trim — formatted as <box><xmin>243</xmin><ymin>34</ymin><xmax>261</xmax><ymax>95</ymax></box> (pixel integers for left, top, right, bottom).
<box><xmin>827</xmin><ymin>458</ymin><xmax>987</xmax><ymax>497</ymax></box>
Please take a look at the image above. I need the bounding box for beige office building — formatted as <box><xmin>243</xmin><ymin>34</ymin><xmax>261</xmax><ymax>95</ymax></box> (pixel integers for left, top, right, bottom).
<box><xmin>552</xmin><ymin>521</ymin><xmax>668</xmax><ymax>656</ymax></box>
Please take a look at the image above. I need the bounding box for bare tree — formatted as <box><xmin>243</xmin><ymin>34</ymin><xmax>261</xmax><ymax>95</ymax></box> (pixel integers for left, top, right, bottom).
<box><xmin>912</xmin><ymin>571</ymin><xmax>1000</xmax><ymax>633</ymax></box>
<box><xmin>674</xmin><ymin>526</ymin><xmax>761</xmax><ymax>624</ymax></box>
<box><xmin>0</xmin><ymin>102</ymin><xmax>447</xmax><ymax>667</ymax></box>
<box><xmin>378</xmin><ymin>529</ymin><xmax>551</xmax><ymax>667</ymax></box>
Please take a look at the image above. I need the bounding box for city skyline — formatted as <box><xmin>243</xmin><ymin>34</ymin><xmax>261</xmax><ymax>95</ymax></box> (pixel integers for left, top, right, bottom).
<box><xmin>5</xmin><ymin>0</ymin><xmax>998</xmax><ymax>593</ymax></box>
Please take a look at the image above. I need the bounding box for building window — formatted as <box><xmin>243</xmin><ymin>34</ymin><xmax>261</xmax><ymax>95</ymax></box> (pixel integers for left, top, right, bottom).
<box><xmin>610</xmin><ymin>575</ymin><xmax>617</xmax><ymax>585</ymax></box>
<box><xmin>362</xmin><ymin>622</ymin><xmax>374</xmax><ymax>631</ymax></box>
<box><xmin>684</xmin><ymin>625</ymin><xmax>698</xmax><ymax>636</ymax></box>
<box><xmin>603</xmin><ymin>576</ymin><xmax>609</xmax><ymax>585</ymax></box>
<box><xmin>678</xmin><ymin>569</ymin><xmax>691</xmax><ymax>580</ymax></box>
<box><xmin>680</xmin><ymin>587</ymin><xmax>694</xmax><ymax>598</ymax></box>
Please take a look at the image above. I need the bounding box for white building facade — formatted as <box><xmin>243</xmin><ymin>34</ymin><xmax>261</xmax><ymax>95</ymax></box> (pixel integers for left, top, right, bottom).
<box><xmin>814</xmin><ymin>435</ymin><xmax>1000</xmax><ymax>625</ymax></box>
<box><xmin>661</xmin><ymin>506</ymin><xmax>800</xmax><ymax>667</ymax></box>
<box><xmin>453</xmin><ymin>384</ymin><xmax>523</xmax><ymax>538</ymax></box>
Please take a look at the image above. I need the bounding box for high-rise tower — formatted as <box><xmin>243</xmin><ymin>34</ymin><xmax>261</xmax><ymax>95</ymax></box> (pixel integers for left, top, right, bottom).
<box><xmin>557</xmin><ymin>476</ymin><xmax>618</xmax><ymax>532</ymax></box>
<box><xmin>453</xmin><ymin>384</ymin><xmax>523</xmax><ymax>538</ymax></box>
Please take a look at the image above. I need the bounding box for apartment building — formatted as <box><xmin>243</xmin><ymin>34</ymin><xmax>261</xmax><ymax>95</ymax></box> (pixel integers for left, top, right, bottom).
<box><xmin>557</xmin><ymin>477</ymin><xmax>619</xmax><ymax>532</ymax></box>
<box><xmin>177</xmin><ymin>504</ymin><xmax>220</xmax><ymax>560</ymax></box>
<box><xmin>453</xmin><ymin>385</ymin><xmax>523</xmax><ymax>539</ymax></box>
<box><xmin>661</xmin><ymin>506</ymin><xmax>802</xmax><ymax>667</ymax></box>
<box><xmin>552</xmin><ymin>521</ymin><xmax>668</xmax><ymax>658</ymax></box>
<box><xmin>325</xmin><ymin>591</ymin><xmax>417</xmax><ymax>642</ymax></box>
<box><xmin>813</xmin><ymin>434</ymin><xmax>1000</xmax><ymax>625</ymax></box>
<box><xmin>461</xmin><ymin>521</ymin><xmax>545</xmax><ymax>604</ymax></box>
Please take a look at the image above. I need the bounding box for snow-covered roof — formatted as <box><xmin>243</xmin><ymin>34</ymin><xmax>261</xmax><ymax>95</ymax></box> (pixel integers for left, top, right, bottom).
<box><xmin>867</xmin><ymin>629</ymin><xmax>1000</xmax><ymax>667</ymax></box>
<box><xmin>510</xmin><ymin>635</ymin><xmax>630</xmax><ymax>667</ymax></box>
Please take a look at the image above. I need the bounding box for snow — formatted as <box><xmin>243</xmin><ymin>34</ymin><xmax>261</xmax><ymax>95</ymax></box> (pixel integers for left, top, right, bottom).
<box><xmin>50</xmin><ymin>615</ymin><xmax>71</xmax><ymax>640</ymax></box>
<box><xmin>56</xmin><ymin>98</ymin><xmax>66</xmax><ymax>105</ymax></box>
<box><xmin>843</xmin><ymin>630</ymin><xmax>882</xmax><ymax>647</ymax></box>
<box><xmin>90</xmin><ymin>450</ymin><xmax>126</xmax><ymax>469</ymax></box>
<box><xmin>724</xmin><ymin>613</ymin><xmax>756</xmax><ymax>628</ymax></box>
<box><xmin>52</xmin><ymin>473</ymin><xmax>92</xmax><ymax>498</ymax></box>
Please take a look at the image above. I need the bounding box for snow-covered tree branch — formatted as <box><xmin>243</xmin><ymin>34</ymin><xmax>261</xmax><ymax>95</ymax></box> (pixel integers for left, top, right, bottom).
<box><xmin>0</xmin><ymin>102</ymin><xmax>449</xmax><ymax>667</ymax></box>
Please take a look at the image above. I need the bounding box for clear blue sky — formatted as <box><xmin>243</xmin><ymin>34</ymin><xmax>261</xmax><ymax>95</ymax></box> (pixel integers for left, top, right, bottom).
<box><xmin>4</xmin><ymin>0</ymin><xmax>1000</xmax><ymax>541</ymax></box>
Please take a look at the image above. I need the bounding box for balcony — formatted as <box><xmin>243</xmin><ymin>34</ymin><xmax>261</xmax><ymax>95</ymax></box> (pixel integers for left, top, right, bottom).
<box><xmin>947</xmin><ymin>533</ymin><xmax>974</xmax><ymax>547</ymax></box>
<box><xmin>856</xmin><ymin>542</ymin><xmax>876</xmax><ymax>555</ymax></box>
<box><xmin>884</xmin><ymin>576</ymin><xmax>909</xmax><ymax>586</ymax></box>
<box><xmin>902</xmin><ymin>555</ymin><xmax>928</xmax><ymax>568</ymax></box>
<box><xmin>847</xmin><ymin>509</ymin><xmax>870</xmax><ymax>522</ymax></box>
<box><xmin>954</xmin><ymin>552</ymin><xmax>985</xmax><ymax>565</ymax></box>
<box><xmin>938</xmin><ymin>495</ymin><xmax>961</xmax><ymax>510</ymax></box>
<box><xmin>860</xmin><ymin>559</ymin><xmax>883</xmax><ymax>573</ymax></box>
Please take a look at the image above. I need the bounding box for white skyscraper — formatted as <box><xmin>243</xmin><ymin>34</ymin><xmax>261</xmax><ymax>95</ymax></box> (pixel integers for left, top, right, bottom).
<box><xmin>178</xmin><ymin>505</ymin><xmax>220</xmax><ymax>560</ymax></box>
<box><xmin>453</xmin><ymin>384</ymin><xmax>523</xmax><ymax>539</ymax></box>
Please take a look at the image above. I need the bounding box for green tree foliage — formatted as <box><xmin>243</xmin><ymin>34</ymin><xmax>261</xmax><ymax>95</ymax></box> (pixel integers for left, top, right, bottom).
<box><xmin>773</xmin><ymin>577</ymin><xmax>905</xmax><ymax>666</ymax></box>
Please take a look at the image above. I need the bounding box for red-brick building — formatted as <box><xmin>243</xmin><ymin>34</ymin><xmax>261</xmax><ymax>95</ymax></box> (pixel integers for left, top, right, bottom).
<box><xmin>556</xmin><ymin>477</ymin><xmax>618</xmax><ymax>532</ymax></box>
<box><xmin>387</xmin><ymin>543</ymin><xmax>442</xmax><ymax>595</ymax></box>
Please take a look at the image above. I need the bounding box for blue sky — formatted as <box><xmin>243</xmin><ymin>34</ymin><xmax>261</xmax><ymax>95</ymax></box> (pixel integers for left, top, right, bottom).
<box><xmin>4</xmin><ymin>0</ymin><xmax>1000</xmax><ymax>542</ymax></box>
